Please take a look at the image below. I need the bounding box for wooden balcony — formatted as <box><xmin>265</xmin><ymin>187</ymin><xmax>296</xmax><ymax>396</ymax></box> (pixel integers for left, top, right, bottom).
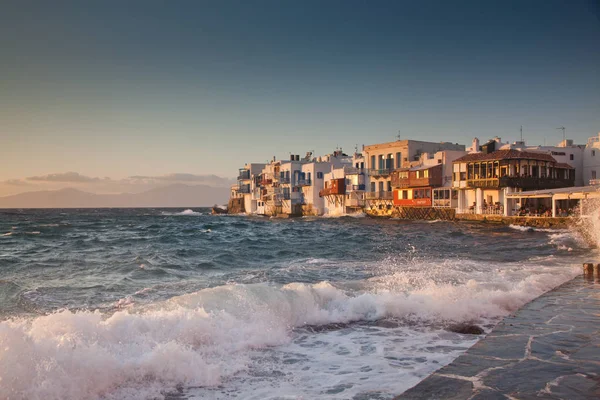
<box><xmin>319</xmin><ymin>178</ymin><xmax>346</xmax><ymax>197</ymax></box>
<box><xmin>368</xmin><ymin>168</ymin><xmax>393</xmax><ymax>177</ymax></box>
<box><xmin>365</xmin><ymin>191</ymin><xmax>394</xmax><ymax>200</ymax></box>
<box><xmin>466</xmin><ymin>176</ymin><xmax>575</xmax><ymax>190</ymax></box>
<box><xmin>392</xmin><ymin>176</ymin><xmax>442</xmax><ymax>188</ymax></box>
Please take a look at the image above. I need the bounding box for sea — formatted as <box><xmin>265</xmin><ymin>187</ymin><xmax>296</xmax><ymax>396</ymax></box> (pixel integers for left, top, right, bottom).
<box><xmin>0</xmin><ymin>208</ymin><xmax>593</xmax><ymax>400</ymax></box>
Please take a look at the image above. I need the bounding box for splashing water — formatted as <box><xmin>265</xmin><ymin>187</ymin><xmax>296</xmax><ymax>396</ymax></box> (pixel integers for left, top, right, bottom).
<box><xmin>0</xmin><ymin>208</ymin><xmax>593</xmax><ymax>399</ymax></box>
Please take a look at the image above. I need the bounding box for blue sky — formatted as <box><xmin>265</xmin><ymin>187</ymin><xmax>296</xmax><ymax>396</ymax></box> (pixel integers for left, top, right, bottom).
<box><xmin>1</xmin><ymin>0</ymin><xmax>599</xmax><ymax>191</ymax></box>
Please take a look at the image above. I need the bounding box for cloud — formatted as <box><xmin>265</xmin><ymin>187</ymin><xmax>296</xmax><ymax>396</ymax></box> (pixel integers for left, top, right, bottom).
<box><xmin>26</xmin><ymin>172</ymin><xmax>102</xmax><ymax>183</ymax></box>
<box><xmin>127</xmin><ymin>173</ymin><xmax>234</xmax><ymax>186</ymax></box>
<box><xmin>3</xmin><ymin>179</ymin><xmax>33</xmax><ymax>186</ymax></box>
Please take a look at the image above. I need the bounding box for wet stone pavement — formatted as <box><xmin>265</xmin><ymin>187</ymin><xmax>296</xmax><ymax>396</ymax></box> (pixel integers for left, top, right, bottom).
<box><xmin>397</xmin><ymin>277</ymin><xmax>600</xmax><ymax>400</ymax></box>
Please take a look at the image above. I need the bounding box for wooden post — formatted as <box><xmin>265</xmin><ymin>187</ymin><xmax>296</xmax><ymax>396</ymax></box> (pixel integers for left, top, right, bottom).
<box><xmin>583</xmin><ymin>263</ymin><xmax>594</xmax><ymax>276</ymax></box>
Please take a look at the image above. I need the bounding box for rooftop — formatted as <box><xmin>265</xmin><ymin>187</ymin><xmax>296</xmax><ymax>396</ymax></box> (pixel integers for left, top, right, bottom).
<box><xmin>454</xmin><ymin>149</ymin><xmax>557</xmax><ymax>163</ymax></box>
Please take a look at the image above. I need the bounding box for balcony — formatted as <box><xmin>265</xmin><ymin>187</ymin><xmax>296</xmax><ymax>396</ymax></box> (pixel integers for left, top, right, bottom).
<box><xmin>296</xmin><ymin>179</ymin><xmax>312</xmax><ymax>186</ymax></box>
<box><xmin>279</xmin><ymin>176</ymin><xmax>291</xmax><ymax>184</ymax></box>
<box><xmin>347</xmin><ymin>184</ymin><xmax>366</xmax><ymax>192</ymax></box>
<box><xmin>392</xmin><ymin>176</ymin><xmax>442</xmax><ymax>189</ymax></box>
<box><xmin>466</xmin><ymin>176</ymin><xmax>574</xmax><ymax>190</ymax></box>
<box><xmin>238</xmin><ymin>184</ymin><xmax>251</xmax><ymax>194</ymax></box>
<box><xmin>365</xmin><ymin>191</ymin><xmax>394</xmax><ymax>200</ymax></box>
<box><xmin>369</xmin><ymin>168</ymin><xmax>394</xmax><ymax>177</ymax></box>
<box><xmin>346</xmin><ymin>198</ymin><xmax>365</xmax><ymax>207</ymax></box>
<box><xmin>319</xmin><ymin>178</ymin><xmax>346</xmax><ymax>197</ymax></box>
<box><xmin>238</xmin><ymin>170</ymin><xmax>251</xmax><ymax>180</ymax></box>
<box><xmin>344</xmin><ymin>167</ymin><xmax>366</xmax><ymax>175</ymax></box>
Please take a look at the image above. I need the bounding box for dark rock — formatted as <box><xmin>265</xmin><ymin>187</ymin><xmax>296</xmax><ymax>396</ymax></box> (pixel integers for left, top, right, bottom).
<box><xmin>447</xmin><ymin>323</ymin><xmax>485</xmax><ymax>335</ymax></box>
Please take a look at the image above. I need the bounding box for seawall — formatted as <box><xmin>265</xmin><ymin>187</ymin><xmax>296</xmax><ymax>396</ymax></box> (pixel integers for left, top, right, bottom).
<box><xmin>364</xmin><ymin>207</ymin><xmax>573</xmax><ymax>229</ymax></box>
<box><xmin>455</xmin><ymin>214</ymin><xmax>572</xmax><ymax>229</ymax></box>
<box><xmin>395</xmin><ymin>275</ymin><xmax>600</xmax><ymax>399</ymax></box>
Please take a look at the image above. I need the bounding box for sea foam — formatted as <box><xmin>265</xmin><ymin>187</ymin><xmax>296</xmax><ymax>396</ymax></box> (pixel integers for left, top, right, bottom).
<box><xmin>0</xmin><ymin>259</ymin><xmax>581</xmax><ymax>400</ymax></box>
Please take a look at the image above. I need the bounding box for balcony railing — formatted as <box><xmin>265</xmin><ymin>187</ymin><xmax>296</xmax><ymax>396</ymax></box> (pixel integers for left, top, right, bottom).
<box><xmin>344</xmin><ymin>167</ymin><xmax>366</xmax><ymax>175</ymax></box>
<box><xmin>296</xmin><ymin>179</ymin><xmax>312</xmax><ymax>186</ymax></box>
<box><xmin>347</xmin><ymin>184</ymin><xmax>366</xmax><ymax>192</ymax></box>
<box><xmin>238</xmin><ymin>171</ymin><xmax>251</xmax><ymax>180</ymax></box>
<box><xmin>238</xmin><ymin>185</ymin><xmax>251</xmax><ymax>194</ymax></box>
<box><xmin>279</xmin><ymin>176</ymin><xmax>291</xmax><ymax>184</ymax></box>
<box><xmin>466</xmin><ymin>176</ymin><xmax>574</xmax><ymax>190</ymax></box>
<box><xmin>346</xmin><ymin>198</ymin><xmax>365</xmax><ymax>207</ymax></box>
<box><xmin>432</xmin><ymin>199</ymin><xmax>451</xmax><ymax>208</ymax></box>
<box><xmin>369</xmin><ymin>168</ymin><xmax>394</xmax><ymax>177</ymax></box>
<box><xmin>365</xmin><ymin>191</ymin><xmax>394</xmax><ymax>200</ymax></box>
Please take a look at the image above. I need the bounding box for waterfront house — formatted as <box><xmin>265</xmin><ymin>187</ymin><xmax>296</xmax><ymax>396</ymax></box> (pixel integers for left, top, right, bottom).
<box><xmin>452</xmin><ymin>149</ymin><xmax>575</xmax><ymax>216</ymax></box>
<box><xmin>364</xmin><ymin>140</ymin><xmax>465</xmax><ymax>212</ymax></box>
<box><xmin>236</xmin><ymin>163</ymin><xmax>267</xmax><ymax>213</ymax></box>
<box><xmin>583</xmin><ymin>132</ymin><xmax>600</xmax><ymax>186</ymax></box>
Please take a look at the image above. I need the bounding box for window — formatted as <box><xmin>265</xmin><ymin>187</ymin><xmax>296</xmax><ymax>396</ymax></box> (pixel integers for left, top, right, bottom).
<box><xmin>316</xmin><ymin>172</ymin><xmax>323</xmax><ymax>179</ymax></box>
<box><xmin>460</xmin><ymin>172</ymin><xmax>466</xmax><ymax>180</ymax></box>
<box><xmin>593</xmin><ymin>151</ymin><xmax>596</xmax><ymax>157</ymax></box>
<box><xmin>396</xmin><ymin>152</ymin><xmax>401</xmax><ymax>168</ymax></box>
<box><xmin>593</xmin><ymin>171</ymin><xmax>597</xmax><ymax>179</ymax></box>
<box><xmin>570</xmin><ymin>154</ymin><xmax>574</xmax><ymax>160</ymax></box>
<box><xmin>371</xmin><ymin>156</ymin><xmax>376</xmax><ymax>169</ymax></box>
<box><xmin>402</xmin><ymin>190</ymin><xmax>408</xmax><ymax>199</ymax></box>
<box><xmin>370</xmin><ymin>182</ymin><xmax>376</xmax><ymax>192</ymax></box>
<box><xmin>387</xmin><ymin>181</ymin><xmax>392</xmax><ymax>192</ymax></box>
<box><xmin>378</xmin><ymin>181</ymin><xmax>384</xmax><ymax>192</ymax></box>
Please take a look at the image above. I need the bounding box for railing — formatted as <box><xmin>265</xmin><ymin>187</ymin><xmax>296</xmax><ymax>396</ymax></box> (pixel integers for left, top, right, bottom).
<box><xmin>344</xmin><ymin>167</ymin><xmax>366</xmax><ymax>175</ymax></box>
<box><xmin>347</xmin><ymin>184</ymin><xmax>366</xmax><ymax>192</ymax></box>
<box><xmin>499</xmin><ymin>176</ymin><xmax>574</xmax><ymax>190</ymax></box>
<box><xmin>296</xmin><ymin>179</ymin><xmax>312</xmax><ymax>186</ymax></box>
<box><xmin>238</xmin><ymin>185</ymin><xmax>251</xmax><ymax>194</ymax></box>
<box><xmin>365</xmin><ymin>191</ymin><xmax>393</xmax><ymax>200</ymax></box>
<box><xmin>279</xmin><ymin>176</ymin><xmax>291</xmax><ymax>184</ymax></box>
<box><xmin>238</xmin><ymin>171</ymin><xmax>251</xmax><ymax>180</ymax></box>
<box><xmin>368</xmin><ymin>168</ymin><xmax>394</xmax><ymax>176</ymax></box>
<box><xmin>432</xmin><ymin>199</ymin><xmax>451</xmax><ymax>208</ymax></box>
<box><xmin>346</xmin><ymin>198</ymin><xmax>365</xmax><ymax>207</ymax></box>
<box><xmin>466</xmin><ymin>176</ymin><xmax>574</xmax><ymax>190</ymax></box>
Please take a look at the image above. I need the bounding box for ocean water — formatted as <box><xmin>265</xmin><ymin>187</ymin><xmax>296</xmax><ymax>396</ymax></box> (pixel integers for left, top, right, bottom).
<box><xmin>0</xmin><ymin>208</ymin><xmax>592</xmax><ymax>400</ymax></box>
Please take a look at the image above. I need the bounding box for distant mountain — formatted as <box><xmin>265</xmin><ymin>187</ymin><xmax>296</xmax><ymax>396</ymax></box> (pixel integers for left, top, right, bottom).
<box><xmin>0</xmin><ymin>184</ymin><xmax>230</xmax><ymax>208</ymax></box>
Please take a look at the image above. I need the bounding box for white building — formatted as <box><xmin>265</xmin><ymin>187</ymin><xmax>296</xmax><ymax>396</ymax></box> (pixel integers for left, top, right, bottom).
<box><xmin>583</xmin><ymin>133</ymin><xmax>600</xmax><ymax>185</ymax></box>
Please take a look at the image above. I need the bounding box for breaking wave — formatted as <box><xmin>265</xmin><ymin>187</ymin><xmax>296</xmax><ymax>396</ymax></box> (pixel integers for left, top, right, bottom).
<box><xmin>0</xmin><ymin>261</ymin><xmax>580</xmax><ymax>400</ymax></box>
<box><xmin>161</xmin><ymin>209</ymin><xmax>203</xmax><ymax>216</ymax></box>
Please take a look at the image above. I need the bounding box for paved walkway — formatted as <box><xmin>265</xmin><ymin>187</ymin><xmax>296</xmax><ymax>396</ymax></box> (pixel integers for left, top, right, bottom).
<box><xmin>397</xmin><ymin>276</ymin><xmax>600</xmax><ymax>400</ymax></box>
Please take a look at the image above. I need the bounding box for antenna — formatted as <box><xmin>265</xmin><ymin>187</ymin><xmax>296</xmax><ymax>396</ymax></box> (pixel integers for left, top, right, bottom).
<box><xmin>354</xmin><ymin>144</ymin><xmax>358</xmax><ymax>154</ymax></box>
<box><xmin>397</xmin><ymin>130</ymin><xmax>401</xmax><ymax>141</ymax></box>
<box><xmin>556</xmin><ymin>126</ymin><xmax>566</xmax><ymax>143</ymax></box>
<box><xmin>520</xmin><ymin>125</ymin><xmax>523</xmax><ymax>142</ymax></box>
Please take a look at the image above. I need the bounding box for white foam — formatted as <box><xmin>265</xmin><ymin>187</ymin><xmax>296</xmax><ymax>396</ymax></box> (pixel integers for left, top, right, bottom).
<box><xmin>1</xmin><ymin>232</ymin><xmax>12</xmax><ymax>236</ymax></box>
<box><xmin>0</xmin><ymin>258</ymin><xmax>581</xmax><ymax>400</ymax></box>
<box><xmin>162</xmin><ymin>209</ymin><xmax>203</xmax><ymax>216</ymax></box>
<box><xmin>508</xmin><ymin>224</ymin><xmax>568</xmax><ymax>233</ymax></box>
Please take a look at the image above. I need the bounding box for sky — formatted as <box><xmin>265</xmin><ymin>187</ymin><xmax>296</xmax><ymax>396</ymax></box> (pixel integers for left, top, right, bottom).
<box><xmin>1</xmin><ymin>0</ymin><xmax>599</xmax><ymax>196</ymax></box>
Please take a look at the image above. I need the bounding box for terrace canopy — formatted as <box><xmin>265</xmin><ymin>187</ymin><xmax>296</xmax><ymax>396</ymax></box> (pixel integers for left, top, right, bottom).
<box><xmin>506</xmin><ymin>185</ymin><xmax>600</xmax><ymax>217</ymax></box>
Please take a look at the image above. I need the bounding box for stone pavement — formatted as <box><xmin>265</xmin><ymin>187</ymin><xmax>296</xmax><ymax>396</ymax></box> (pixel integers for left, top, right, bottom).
<box><xmin>397</xmin><ymin>277</ymin><xmax>600</xmax><ymax>400</ymax></box>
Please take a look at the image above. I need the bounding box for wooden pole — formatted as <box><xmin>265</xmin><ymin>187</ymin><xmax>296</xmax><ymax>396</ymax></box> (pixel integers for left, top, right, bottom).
<box><xmin>583</xmin><ymin>263</ymin><xmax>594</xmax><ymax>276</ymax></box>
